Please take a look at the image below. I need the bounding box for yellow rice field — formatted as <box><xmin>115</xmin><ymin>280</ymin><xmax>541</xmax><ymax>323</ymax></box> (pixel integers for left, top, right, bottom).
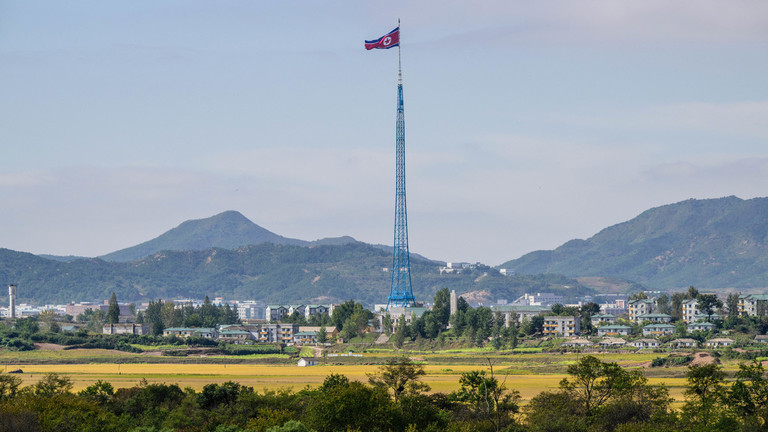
<box><xmin>1</xmin><ymin>362</ymin><xmax>689</xmax><ymax>403</ymax></box>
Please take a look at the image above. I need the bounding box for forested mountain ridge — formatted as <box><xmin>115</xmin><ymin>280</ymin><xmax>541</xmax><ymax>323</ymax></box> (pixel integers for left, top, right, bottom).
<box><xmin>500</xmin><ymin>196</ymin><xmax>768</xmax><ymax>290</ymax></box>
<box><xmin>1</xmin><ymin>244</ymin><xmax>593</xmax><ymax>305</ymax></box>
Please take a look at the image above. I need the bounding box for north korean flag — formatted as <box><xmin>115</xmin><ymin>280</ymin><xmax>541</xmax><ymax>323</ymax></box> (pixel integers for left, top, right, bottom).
<box><xmin>365</xmin><ymin>27</ymin><xmax>399</xmax><ymax>50</ymax></box>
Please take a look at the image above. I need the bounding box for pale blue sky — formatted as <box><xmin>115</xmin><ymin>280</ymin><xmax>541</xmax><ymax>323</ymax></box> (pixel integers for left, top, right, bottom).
<box><xmin>2</xmin><ymin>1</ymin><xmax>767</xmax><ymax>265</ymax></box>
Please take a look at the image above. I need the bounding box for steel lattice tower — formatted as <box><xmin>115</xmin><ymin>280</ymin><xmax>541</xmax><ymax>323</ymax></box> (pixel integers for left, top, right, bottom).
<box><xmin>386</xmin><ymin>45</ymin><xmax>415</xmax><ymax>309</ymax></box>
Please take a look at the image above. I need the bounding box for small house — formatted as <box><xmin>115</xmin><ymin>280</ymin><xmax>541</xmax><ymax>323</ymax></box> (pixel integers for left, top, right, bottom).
<box><xmin>297</xmin><ymin>357</ymin><xmax>319</xmax><ymax>367</ymax></box>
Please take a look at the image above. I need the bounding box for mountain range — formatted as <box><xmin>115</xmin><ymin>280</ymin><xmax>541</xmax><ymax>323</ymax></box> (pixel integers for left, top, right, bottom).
<box><xmin>500</xmin><ymin>196</ymin><xmax>768</xmax><ymax>291</ymax></box>
<box><xmin>3</xmin><ymin>195</ymin><xmax>768</xmax><ymax>305</ymax></box>
<box><xmin>98</xmin><ymin>210</ymin><xmax>358</xmax><ymax>262</ymax></box>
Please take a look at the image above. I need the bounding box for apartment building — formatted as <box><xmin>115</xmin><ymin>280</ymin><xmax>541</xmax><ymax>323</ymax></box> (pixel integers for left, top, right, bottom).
<box><xmin>542</xmin><ymin>315</ymin><xmax>580</xmax><ymax>337</ymax></box>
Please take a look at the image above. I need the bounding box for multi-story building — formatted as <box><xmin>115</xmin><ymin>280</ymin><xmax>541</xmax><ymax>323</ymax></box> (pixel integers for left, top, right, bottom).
<box><xmin>688</xmin><ymin>321</ymin><xmax>716</xmax><ymax>333</ymax></box>
<box><xmin>630</xmin><ymin>338</ymin><xmax>660</xmax><ymax>349</ymax></box>
<box><xmin>387</xmin><ymin>307</ymin><xmax>430</xmax><ymax>328</ymax></box>
<box><xmin>266</xmin><ymin>305</ymin><xmax>290</xmax><ymax>322</ymax></box>
<box><xmin>103</xmin><ymin>323</ymin><xmax>150</xmax><ymax>335</ymax></box>
<box><xmin>66</xmin><ymin>301</ymin><xmax>132</xmax><ymax>318</ymax></box>
<box><xmin>266</xmin><ymin>304</ymin><xmax>335</xmax><ymax>322</ymax></box>
<box><xmin>642</xmin><ymin>323</ymin><xmax>675</xmax><ymax>337</ymax></box>
<box><xmin>542</xmin><ymin>315</ymin><xmax>580</xmax><ymax>337</ymax></box>
<box><xmin>597</xmin><ymin>325</ymin><xmax>632</xmax><ymax>337</ymax></box>
<box><xmin>257</xmin><ymin>323</ymin><xmax>299</xmax><ymax>344</ymax></box>
<box><xmin>511</xmin><ymin>293</ymin><xmax>564</xmax><ymax>308</ymax></box>
<box><xmin>237</xmin><ymin>301</ymin><xmax>266</xmax><ymax>321</ymax></box>
<box><xmin>304</xmin><ymin>304</ymin><xmax>333</xmax><ymax>320</ymax></box>
<box><xmin>739</xmin><ymin>294</ymin><xmax>768</xmax><ymax>317</ymax></box>
<box><xmin>163</xmin><ymin>327</ymin><xmax>217</xmax><ymax>339</ymax></box>
<box><xmin>682</xmin><ymin>299</ymin><xmax>698</xmax><ymax>323</ymax></box>
<box><xmin>628</xmin><ymin>299</ymin><xmax>655</xmax><ymax>323</ymax></box>
<box><xmin>490</xmin><ymin>305</ymin><xmax>549</xmax><ymax>327</ymax></box>
<box><xmin>669</xmin><ymin>338</ymin><xmax>698</xmax><ymax>349</ymax></box>
<box><xmin>590</xmin><ymin>314</ymin><xmax>618</xmax><ymax>326</ymax></box>
<box><xmin>704</xmin><ymin>338</ymin><xmax>734</xmax><ymax>348</ymax></box>
<box><xmin>636</xmin><ymin>313</ymin><xmax>672</xmax><ymax>324</ymax></box>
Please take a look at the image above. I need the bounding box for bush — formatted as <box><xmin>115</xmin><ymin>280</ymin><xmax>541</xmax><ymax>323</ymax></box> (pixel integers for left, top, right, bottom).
<box><xmin>220</xmin><ymin>344</ymin><xmax>282</xmax><ymax>356</ymax></box>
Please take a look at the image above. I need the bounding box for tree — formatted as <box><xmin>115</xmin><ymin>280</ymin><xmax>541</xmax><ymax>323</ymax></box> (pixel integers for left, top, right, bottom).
<box><xmin>521</xmin><ymin>315</ymin><xmax>544</xmax><ymax>336</ymax></box>
<box><xmin>316</xmin><ymin>325</ymin><xmax>328</xmax><ymax>344</ymax></box>
<box><xmin>725</xmin><ymin>360</ymin><xmax>768</xmax><ymax>429</ymax></box>
<box><xmin>33</xmin><ymin>373</ymin><xmax>73</xmax><ymax>397</ymax></box>
<box><xmin>0</xmin><ymin>372</ymin><xmax>22</xmax><ymax>401</ymax></box>
<box><xmin>266</xmin><ymin>420</ymin><xmax>314</xmax><ymax>432</ymax></box>
<box><xmin>725</xmin><ymin>292</ymin><xmax>741</xmax><ymax>318</ymax></box>
<box><xmin>560</xmin><ymin>355</ymin><xmax>642</xmax><ymax>417</ymax></box>
<box><xmin>38</xmin><ymin>309</ymin><xmax>60</xmax><ymax>333</ymax></box>
<box><xmin>107</xmin><ymin>292</ymin><xmax>120</xmax><ymax>324</ymax></box>
<box><xmin>340</xmin><ymin>303</ymin><xmax>373</xmax><ymax>340</ymax></box>
<box><xmin>628</xmin><ymin>292</ymin><xmax>649</xmax><ymax>301</ymax></box>
<box><xmin>452</xmin><ymin>361</ymin><xmax>520</xmax><ymax>432</ymax></box>
<box><xmin>368</xmin><ymin>356</ymin><xmax>430</xmax><ymax>402</ymax></box>
<box><xmin>145</xmin><ymin>300</ymin><xmax>165</xmax><ymax>335</ymax></box>
<box><xmin>392</xmin><ymin>316</ymin><xmax>407</xmax><ymax>348</ymax></box>
<box><xmin>671</xmin><ymin>292</ymin><xmax>687</xmax><ymax>321</ymax></box>
<box><xmin>696</xmin><ymin>294</ymin><xmax>723</xmax><ymax>322</ymax></box>
<box><xmin>682</xmin><ymin>363</ymin><xmax>726</xmax><ymax>426</ymax></box>
<box><xmin>656</xmin><ymin>294</ymin><xmax>671</xmax><ymax>315</ymax></box>
<box><xmin>331</xmin><ymin>300</ymin><xmax>356</xmax><ymax>331</ymax></box>
<box><xmin>382</xmin><ymin>313</ymin><xmax>393</xmax><ymax>335</ymax></box>
<box><xmin>79</xmin><ymin>380</ymin><xmax>114</xmax><ymax>405</ymax></box>
<box><xmin>580</xmin><ymin>302</ymin><xmax>601</xmax><ymax>317</ymax></box>
<box><xmin>306</xmin><ymin>375</ymin><xmax>395</xmax><ymax>432</ymax></box>
<box><xmin>432</xmin><ymin>288</ymin><xmax>451</xmax><ymax>330</ymax></box>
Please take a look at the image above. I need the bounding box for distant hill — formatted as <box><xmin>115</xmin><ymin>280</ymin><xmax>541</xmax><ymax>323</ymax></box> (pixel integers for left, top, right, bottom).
<box><xmin>0</xmin><ymin>245</ymin><xmax>594</xmax><ymax>305</ymax></box>
<box><xmin>99</xmin><ymin>211</ymin><xmax>356</xmax><ymax>262</ymax></box>
<box><xmin>499</xmin><ymin>196</ymin><xmax>768</xmax><ymax>290</ymax></box>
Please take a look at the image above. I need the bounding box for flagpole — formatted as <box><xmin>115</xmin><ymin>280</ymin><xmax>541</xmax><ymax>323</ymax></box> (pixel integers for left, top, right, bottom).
<box><xmin>397</xmin><ymin>18</ymin><xmax>402</xmax><ymax>85</ymax></box>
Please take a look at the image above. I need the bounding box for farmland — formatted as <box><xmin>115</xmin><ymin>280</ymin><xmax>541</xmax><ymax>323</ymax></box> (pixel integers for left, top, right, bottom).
<box><xmin>0</xmin><ymin>347</ymin><xmax>705</xmax><ymax>403</ymax></box>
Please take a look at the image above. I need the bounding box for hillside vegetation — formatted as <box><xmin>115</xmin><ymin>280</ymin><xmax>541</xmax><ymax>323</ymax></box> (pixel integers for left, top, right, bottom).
<box><xmin>500</xmin><ymin>196</ymin><xmax>768</xmax><ymax>290</ymax></box>
<box><xmin>0</xmin><ymin>244</ymin><xmax>593</xmax><ymax>305</ymax></box>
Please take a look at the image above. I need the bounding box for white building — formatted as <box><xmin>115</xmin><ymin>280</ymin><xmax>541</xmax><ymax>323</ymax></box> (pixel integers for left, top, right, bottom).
<box><xmin>628</xmin><ymin>299</ymin><xmax>655</xmax><ymax>323</ymax></box>
<box><xmin>682</xmin><ymin>299</ymin><xmax>698</xmax><ymax>323</ymax></box>
<box><xmin>511</xmin><ymin>293</ymin><xmax>564</xmax><ymax>308</ymax></box>
<box><xmin>542</xmin><ymin>315</ymin><xmax>580</xmax><ymax>337</ymax></box>
<box><xmin>237</xmin><ymin>301</ymin><xmax>266</xmax><ymax>321</ymax></box>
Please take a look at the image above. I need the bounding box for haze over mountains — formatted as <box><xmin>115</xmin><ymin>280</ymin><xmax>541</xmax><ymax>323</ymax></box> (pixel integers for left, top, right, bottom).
<box><xmin>3</xmin><ymin>195</ymin><xmax>768</xmax><ymax>305</ymax></box>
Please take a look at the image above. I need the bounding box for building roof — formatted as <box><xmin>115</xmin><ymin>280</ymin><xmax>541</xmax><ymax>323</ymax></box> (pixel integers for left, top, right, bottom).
<box><xmin>706</xmin><ymin>338</ymin><xmax>734</xmax><ymax>344</ymax></box>
<box><xmin>164</xmin><ymin>327</ymin><xmax>216</xmax><ymax>333</ymax></box>
<box><xmin>632</xmin><ymin>338</ymin><xmax>659</xmax><ymax>344</ymax></box>
<box><xmin>491</xmin><ymin>305</ymin><xmax>549</xmax><ymax>313</ymax></box>
<box><xmin>600</xmin><ymin>337</ymin><xmax>626</xmax><ymax>345</ymax></box>
<box><xmin>637</xmin><ymin>313</ymin><xmax>672</xmax><ymax>319</ymax></box>
<box><xmin>591</xmin><ymin>314</ymin><xmax>617</xmax><ymax>319</ymax></box>
<box><xmin>563</xmin><ymin>338</ymin><xmax>592</xmax><ymax>346</ymax></box>
<box><xmin>599</xmin><ymin>325</ymin><xmax>632</xmax><ymax>330</ymax></box>
<box><xmin>643</xmin><ymin>323</ymin><xmax>675</xmax><ymax>329</ymax></box>
<box><xmin>689</xmin><ymin>321</ymin><xmax>716</xmax><ymax>328</ymax></box>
